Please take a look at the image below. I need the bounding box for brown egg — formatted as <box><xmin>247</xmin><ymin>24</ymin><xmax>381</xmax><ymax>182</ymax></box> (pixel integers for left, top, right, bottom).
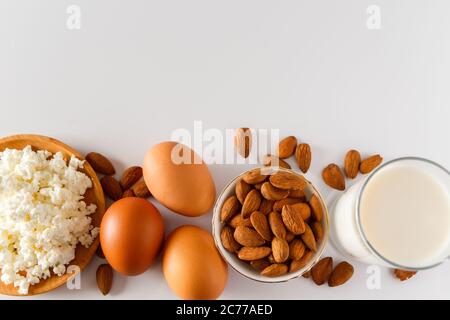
<box><xmin>162</xmin><ymin>225</ymin><xmax>228</xmax><ymax>300</ymax></box>
<box><xmin>100</xmin><ymin>198</ymin><xmax>164</xmax><ymax>276</ymax></box>
<box><xmin>143</xmin><ymin>141</ymin><xmax>216</xmax><ymax>217</ymax></box>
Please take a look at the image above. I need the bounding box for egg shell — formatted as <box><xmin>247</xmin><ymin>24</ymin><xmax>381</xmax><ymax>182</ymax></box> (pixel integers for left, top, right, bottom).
<box><xmin>163</xmin><ymin>225</ymin><xmax>228</xmax><ymax>300</ymax></box>
<box><xmin>143</xmin><ymin>141</ymin><xmax>216</xmax><ymax>217</ymax></box>
<box><xmin>100</xmin><ymin>198</ymin><xmax>164</xmax><ymax>276</ymax></box>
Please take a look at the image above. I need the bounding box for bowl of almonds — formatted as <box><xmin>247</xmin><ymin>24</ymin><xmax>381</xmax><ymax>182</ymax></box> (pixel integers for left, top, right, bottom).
<box><xmin>212</xmin><ymin>167</ymin><xmax>329</xmax><ymax>283</ymax></box>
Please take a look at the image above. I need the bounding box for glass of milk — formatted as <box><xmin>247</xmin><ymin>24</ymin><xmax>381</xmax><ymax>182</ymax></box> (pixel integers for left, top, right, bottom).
<box><xmin>330</xmin><ymin>157</ymin><xmax>450</xmax><ymax>270</ymax></box>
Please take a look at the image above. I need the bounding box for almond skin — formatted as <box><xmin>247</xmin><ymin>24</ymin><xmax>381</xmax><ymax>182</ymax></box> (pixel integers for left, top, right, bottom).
<box><xmin>242</xmin><ymin>189</ymin><xmax>262</xmax><ymax>218</ymax></box>
<box><xmin>290</xmin><ymin>250</ymin><xmax>313</xmax><ymax>272</ymax></box>
<box><xmin>281</xmin><ymin>205</ymin><xmax>306</xmax><ymax>235</ymax></box>
<box><xmin>221</xmin><ymin>195</ymin><xmax>240</xmax><ymax>223</ymax></box>
<box><xmin>309</xmin><ymin>195</ymin><xmax>323</xmax><ymax>222</ymax></box>
<box><xmin>235</xmin><ymin>179</ymin><xmax>252</xmax><ymax>205</ymax></box>
<box><xmin>285</xmin><ymin>231</ymin><xmax>295</xmax><ymax>243</ymax></box>
<box><xmin>273</xmin><ymin>198</ymin><xmax>302</xmax><ymax>212</ymax></box>
<box><xmin>261</xmin><ymin>264</ymin><xmax>288</xmax><ymax>277</ymax></box>
<box><xmin>238</xmin><ymin>246</ymin><xmax>271</xmax><ymax>261</ymax></box>
<box><xmin>96</xmin><ymin>264</ymin><xmax>113</xmax><ymax>295</ymax></box>
<box><xmin>344</xmin><ymin>150</ymin><xmax>361</xmax><ymax>179</ymax></box>
<box><xmin>120</xmin><ymin>166</ymin><xmax>143</xmax><ymax>190</ymax></box>
<box><xmin>229</xmin><ymin>214</ymin><xmax>252</xmax><ymax>228</ymax></box>
<box><xmin>100</xmin><ymin>176</ymin><xmax>123</xmax><ymax>200</ymax></box>
<box><xmin>261</xmin><ymin>182</ymin><xmax>290</xmax><ymax>201</ymax></box>
<box><xmin>242</xmin><ymin>169</ymin><xmax>267</xmax><ymax>184</ymax></box>
<box><xmin>250</xmin><ymin>211</ymin><xmax>272</xmax><ymax>241</ymax></box>
<box><xmin>259</xmin><ymin>198</ymin><xmax>275</xmax><ymax>215</ymax></box>
<box><xmin>263</xmin><ymin>155</ymin><xmax>291</xmax><ymax>169</ymax></box>
<box><xmin>269</xmin><ymin>172</ymin><xmax>307</xmax><ymax>191</ymax></box>
<box><xmin>329</xmin><ymin>261</ymin><xmax>354</xmax><ymax>287</ymax></box>
<box><xmin>132</xmin><ymin>180</ymin><xmax>151</xmax><ymax>198</ymax></box>
<box><xmin>301</xmin><ymin>224</ymin><xmax>317</xmax><ymax>252</ymax></box>
<box><xmin>289</xmin><ymin>239</ymin><xmax>306</xmax><ymax>260</ymax></box>
<box><xmin>360</xmin><ymin>154</ymin><xmax>383</xmax><ymax>174</ymax></box>
<box><xmin>234</xmin><ymin>128</ymin><xmax>252</xmax><ymax>158</ymax></box>
<box><xmin>394</xmin><ymin>269</ymin><xmax>417</xmax><ymax>281</ymax></box>
<box><xmin>311</xmin><ymin>221</ymin><xmax>324</xmax><ymax>242</ymax></box>
<box><xmin>322</xmin><ymin>163</ymin><xmax>345</xmax><ymax>191</ymax></box>
<box><xmin>234</xmin><ymin>226</ymin><xmax>265</xmax><ymax>247</ymax></box>
<box><xmin>278</xmin><ymin>136</ymin><xmax>298</xmax><ymax>159</ymax></box>
<box><xmin>250</xmin><ymin>259</ymin><xmax>271</xmax><ymax>271</ymax></box>
<box><xmin>295</xmin><ymin>143</ymin><xmax>312</xmax><ymax>173</ymax></box>
<box><xmin>289</xmin><ymin>203</ymin><xmax>311</xmax><ymax>221</ymax></box>
<box><xmin>122</xmin><ymin>189</ymin><xmax>135</xmax><ymax>198</ymax></box>
<box><xmin>311</xmin><ymin>257</ymin><xmax>333</xmax><ymax>286</ymax></box>
<box><xmin>86</xmin><ymin>152</ymin><xmax>116</xmax><ymax>175</ymax></box>
<box><xmin>272</xmin><ymin>237</ymin><xmax>289</xmax><ymax>263</ymax></box>
<box><xmin>268</xmin><ymin>211</ymin><xmax>287</xmax><ymax>239</ymax></box>
<box><xmin>221</xmin><ymin>226</ymin><xmax>241</xmax><ymax>253</ymax></box>
<box><xmin>288</xmin><ymin>189</ymin><xmax>306</xmax><ymax>200</ymax></box>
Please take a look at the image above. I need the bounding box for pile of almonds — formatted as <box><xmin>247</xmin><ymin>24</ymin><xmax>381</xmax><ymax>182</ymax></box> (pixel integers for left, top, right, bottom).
<box><xmin>85</xmin><ymin>151</ymin><xmax>152</xmax><ymax>295</ymax></box>
<box><xmin>220</xmin><ymin>168</ymin><xmax>350</xmax><ymax>283</ymax></box>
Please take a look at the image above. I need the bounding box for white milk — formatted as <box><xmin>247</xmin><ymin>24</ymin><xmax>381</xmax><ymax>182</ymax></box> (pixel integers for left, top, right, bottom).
<box><xmin>331</xmin><ymin>159</ymin><xmax>450</xmax><ymax>268</ymax></box>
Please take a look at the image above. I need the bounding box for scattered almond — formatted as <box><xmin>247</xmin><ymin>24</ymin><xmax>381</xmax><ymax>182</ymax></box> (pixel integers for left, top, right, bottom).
<box><xmin>301</xmin><ymin>224</ymin><xmax>317</xmax><ymax>252</ymax></box>
<box><xmin>242</xmin><ymin>169</ymin><xmax>267</xmax><ymax>184</ymax></box>
<box><xmin>272</xmin><ymin>237</ymin><xmax>289</xmax><ymax>263</ymax></box>
<box><xmin>289</xmin><ymin>239</ymin><xmax>306</xmax><ymax>260</ymax></box>
<box><xmin>311</xmin><ymin>257</ymin><xmax>333</xmax><ymax>286</ymax></box>
<box><xmin>221</xmin><ymin>195</ymin><xmax>240</xmax><ymax>223</ymax></box>
<box><xmin>261</xmin><ymin>264</ymin><xmax>288</xmax><ymax>277</ymax></box>
<box><xmin>269</xmin><ymin>171</ymin><xmax>307</xmax><ymax>191</ymax></box>
<box><xmin>261</xmin><ymin>182</ymin><xmax>290</xmax><ymax>201</ymax></box>
<box><xmin>221</xmin><ymin>226</ymin><xmax>241</xmax><ymax>253</ymax></box>
<box><xmin>263</xmin><ymin>155</ymin><xmax>291</xmax><ymax>169</ymax></box>
<box><xmin>238</xmin><ymin>247</ymin><xmax>272</xmax><ymax>261</ymax></box>
<box><xmin>132</xmin><ymin>180</ymin><xmax>151</xmax><ymax>198</ymax></box>
<box><xmin>120</xmin><ymin>166</ymin><xmax>143</xmax><ymax>190</ymax></box>
<box><xmin>322</xmin><ymin>163</ymin><xmax>345</xmax><ymax>191</ymax></box>
<box><xmin>268</xmin><ymin>211</ymin><xmax>287</xmax><ymax>239</ymax></box>
<box><xmin>360</xmin><ymin>154</ymin><xmax>383</xmax><ymax>174</ymax></box>
<box><xmin>309</xmin><ymin>195</ymin><xmax>323</xmax><ymax>222</ymax></box>
<box><xmin>242</xmin><ymin>189</ymin><xmax>262</xmax><ymax>218</ymax></box>
<box><xmin>329</xmin><ymin>262</ymin><xmax>354</xmax><ymax>287</ymax></box>
<box><xmin>344</xmin><ymin>150</ymin><xmax>361</xmax><ymax>179</ymax></box>
<box><xmin>234</xmin><ymin>226</ymin><xmax>265</xmax><ymax>247</ymax></box>
<box><xmin>278</xmin><ymin>136</ymin><xmax>297</xmax><ymax>159</ymax></box>
<box><xmin>86</xmin><ymin>152</ymin><xmax>116</xmax><ymax>175</ymax></box>
<box><xmin>235</xmin><ymin>179</ymin><xmax>252</xmax><ymax>205</ymax></box>
<box><xmin>394</xmin><ymin>269</ymin><xmax>417</xmax><ymax>281</ymax></box>
<box><xmin>250</xmin><ymin>211</ymin><xmax>272</xmax><ymax>241</ymax></box>
<box><xmin>302</xmin><ymin>271</ymin><xmax>311</xmax><ymax>278</ymax></box>
<box><xmin>295</xmin><ymin>143</ymin><xmax>312</xmax><ymax>173</ymax></box>
<box><xmin>96</xmin><ymin>264</ymin><xmax>113</xmax><ymax>295</ymax></box>
<box><xmin>281</xmin><ymin>205</ymin><xmax>306</xmax><ymax>235</ymax></box>
<box><xmin>234</xmin><ymin>128</ymin><xmax>252</xmax><ymax>158</ymax></box>
<box><xmin>100</xmin><ymin>176</ymin><xmax>123</xmax><ymax>201</ymax></box>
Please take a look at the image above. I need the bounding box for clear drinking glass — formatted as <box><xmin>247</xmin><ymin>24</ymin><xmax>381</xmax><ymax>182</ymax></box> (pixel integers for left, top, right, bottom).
<box><xmin>330</xmin><ymin>157</ymin><xmax>450</xmax><ymax>271</ymax></box>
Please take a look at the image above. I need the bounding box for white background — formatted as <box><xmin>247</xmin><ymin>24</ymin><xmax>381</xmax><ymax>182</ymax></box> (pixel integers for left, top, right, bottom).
<box><xmin>1</xmin><ymin>0</ymin><xmax>449</xmax><ymax>300</ymax></box>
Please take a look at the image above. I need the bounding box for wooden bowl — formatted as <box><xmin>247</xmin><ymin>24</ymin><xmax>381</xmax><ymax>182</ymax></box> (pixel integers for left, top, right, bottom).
<box><xmin>0</xmin><ymin>134</ymin><xmax>105</xmax><ymax>296</ymax></box>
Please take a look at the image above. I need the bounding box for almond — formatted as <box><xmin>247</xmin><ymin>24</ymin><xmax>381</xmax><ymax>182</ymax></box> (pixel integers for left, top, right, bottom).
<box><xmin>289</xmin><ymin>203</ymin><xmax>311</xmax><ymax>221</ymax></box>
<box><xmin>285</xmin><ymin>231</ymin><xmax>295</xmax><ymax>243</ymax></box>
<box><xmin>234</xmin><ymin>128</ymin><xmax>252</xmax><ymax>158</ymax></box>
<box><xmin>311</xmin><ymin>221</ymin><xmax>324</xmax><ymax>242</ymax></box>
<box><xmin>96</xmin><ymin>244</ymin><xmax>105</xmax><ymax>259</ymax></box>
<box><xmin>250</xmin><ymin>259</ymin><xmax>271</xmax><ymax>271</ymax></box>
<box><xmin>261</xmin><ymin>182</ymin><xmax>290</xmax><ymax>201</ymax></box>
<box><xmin>259</xmin><ymin>198</ymin><xmax>275</xmax><ymax>215</ymax></box>
<box><xmin>360</xmin><ymin>154</ymin><xmax>383</xmax><ymax>174</ymax></box>
<box><xmin>302</xmin><ymin>271</ymin><xmax>311</xmax><ymax>279</ymax></box>
<box><xmin>221</xmin><ymin>195</ymin><xmax>240</xmax><ymax>223</ymax></box>
<box><xmin>234</xmin><ymin>226</ymin><xmax>265</xmax><ymax>247</ymax></box>
<box><xmin>281</xmin><ymin>205</ymin><xmax>306</xmax><ymax>235</ymax></box>
<box><xmin>394</xmin><ymin>269</ymin><xmax>417</xmax><ymax>281</ymax></box>
<box><xmin>269</xmin><ymin>172</ymin><xmax>307</xmax><ymax>191</ymax></box>
<box><xmin>229</xmin><ymin>214</ymin><xmax>252</xmax><ymax>228</ymax></box>
<box><xmin>242</xmin><ymin>169</ymin><xmax>267</xmax><ymax>184</ymax></box>
<box><xmin>221</xmin><ymin>226</ymin><xmax>241</xmax><ymax>253</ymax></box>
<box><xmin>250</xmin><ymin>211</ymin><xmax>272</xmax><ymax>241</ymax></box>
<box><xmin>254</xmin><ymin>183</ymin><xmax>263</xmax><ymax>190</ymax></box>
<box><xmin>242</xmin><ymin>189</ymin><xmax>262</xmax><ymax>218</ymax></box>
<box><xmin>329</xmin><ymin>261</ymin><xmax>354</xmax><ymax>287</ymax></box>
<box><xmin>272</xmin><ymin>237</ymin><xmax>289</xmax><ymax>263</ymax></box>
<box><xmin>295</xmin><ymin>143</ymin><xmax>312</xmax><ymax>173</ymax></box>
<box><xmin>277</xmin><ymin>136</ymin><xmax>297</xmax><ymax>159</ymax></box>
<box><xmin>122</xmin><ymin>189</ymin><xmax>135</xmax><ymax>198</ymax></box>
<box><xmin>268</xmin><ymin>211</ymin><xmax>287</xmax><ymax>239</ymax></box>
<box><xmin>322</xmin><ymin>164</ymin><xmax>345</xmax><ymax>191</ymax></box>
<box><xmin>309</xmin><ymin>195</ymin><xmax>323</xmax><ymax>222</ymax></box>
<box><xmin>290</xmin><ymin>250</ymin><xmax>313</xmax><ymax>272</ymax></box>
<box><xmin>238</xmin><ymin>246</ymin><xmax>271</xmax><ymax>261</ymax></box>
<box><xmin>96</xmin><ymin>264</ymin><xmax>113</xmax><ymax>295</ymax></box>
<box><xmin>261</xmin><ymin>264</ymin><xmax>288</xmax><ymax>277</ymax></box>
<box><xmin>100</xmin><ymin>176</ymin><xmax>123</xmax><ymax>201</ymax></box>
<box><xmin>289</xmin><ymin>189</ymin><xmax>306</xmax><ymax>200</ymax></box>
<box><xmin>344</xmin><ymin>150</ymin><xmax>361</xmax><ymax>179</ymax></box>
<box><xmin>289</xmin><ymin>239</ymin><xmax>306</xmax><ymax>260</ymax></box>
<box><xmin>120</xmin><ymin>166</ymin><xmax>143</xmax><ymax>190</ymax></box>
<box><xmin>86</xmin><ymin>152</ymin><xmax>116</xmax><ymax>175</ymax></box>
<box><xmin>301</xmin><ymin>224</ymin><xmax>317</xmax><ymax>252</ymax></box>
<box><xmin>311</xmin><ymin>257</ymin><xmax>333</xmax><ymax>286</ymax></box>
<box><xmin>132</xmin><ymin>180</ymin><xmax>151</xmax><ymax>198</ymax></box>
<box><xmin>263</xmin><ymin>155</ymin><xmax>291</xmax><ymax>169</ymax></box>
<box><xmin>235</xmin><ymin>179</ymin><xmax>252</xmax><ymax>205</ymax></box>
<box><xmin>273</xmin><ymin>198</ymin><xmax>302</xmax><ymax>212</ymax></box>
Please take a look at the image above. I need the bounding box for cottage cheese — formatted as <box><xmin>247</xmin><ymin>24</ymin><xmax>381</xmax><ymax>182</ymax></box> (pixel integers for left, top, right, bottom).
<box><xmin>0</xmin><ymin>146</ymin><xmax>99</xmax><ymax>294</ymax></box>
